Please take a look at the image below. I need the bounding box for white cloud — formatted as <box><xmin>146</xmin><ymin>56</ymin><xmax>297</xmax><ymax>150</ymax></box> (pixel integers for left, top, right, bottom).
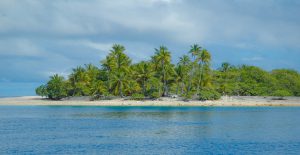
<box><xmin>242</xmin><ymin>56</ymin><xmax>264</xmax><ymax>62</ymax></box>
<box><xmin>0</xmin><ymin>0</ymin><xmax>299</xmax><ymax>48</ymax></box>
<box><xmin>0</xmin><ymin>0</ymin><xmax>299</xmax><ymax>84</ymax></box>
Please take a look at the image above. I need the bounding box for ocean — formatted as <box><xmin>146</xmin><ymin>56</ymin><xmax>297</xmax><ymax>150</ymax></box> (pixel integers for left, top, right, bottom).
<box><xmin>0</xmin><ymin>106</ymin><xmax>299</xmax><ymax>154</ymax></box>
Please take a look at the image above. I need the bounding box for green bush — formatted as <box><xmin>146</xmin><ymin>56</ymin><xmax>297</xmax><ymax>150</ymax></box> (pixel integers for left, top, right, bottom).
<box><xmin>46</xmin><ymin>74</ymin><xmax>68</xmax><ymax>100</ymax></box>
<box><xmin>131</xmin><ymin>93</ymin><xmax>145</xmax><ymax>100</ymax></box>
<box><xmin>150</xmin><ymin>92</ymin><xmax>160</xmax><ymax>99</ymax></box>
<box><xmin>35</xmin><ymin>85</ymin><xmax>48</xmax><ymax>97</ymax></box>
<box><xmin>199</xmin><ymin>89</ymin><xmax>221</xmax><ymax>101</ymax></box>
<box><xmin>271</xmin><ymin>90</ymin><xmax>292</xmax><ymax>97</ymax></box>
<box><xmin>183</xmin><ymin>91</ymin><xmax>194</xmax><ymax>100</ymax></box>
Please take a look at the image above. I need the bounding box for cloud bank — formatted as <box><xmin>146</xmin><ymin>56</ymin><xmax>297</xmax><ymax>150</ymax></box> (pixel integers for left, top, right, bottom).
<box><xmin>0</xmin><ymin>0</ymin><xmax>300</xmax><ymax>95</ymax></box>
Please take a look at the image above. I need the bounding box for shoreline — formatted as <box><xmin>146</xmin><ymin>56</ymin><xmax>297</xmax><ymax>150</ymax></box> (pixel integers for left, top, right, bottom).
<box><xmin>0</xmin><ymin>96</ymin><xmax>300</xmax><ymax>107</ymax></box>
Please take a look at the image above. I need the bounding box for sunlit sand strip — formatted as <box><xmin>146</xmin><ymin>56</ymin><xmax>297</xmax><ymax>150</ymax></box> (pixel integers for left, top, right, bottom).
<box><xmin>0</xmin><ymin>96</ymin><xmax>300</xmax><ymax>107</ymax></box>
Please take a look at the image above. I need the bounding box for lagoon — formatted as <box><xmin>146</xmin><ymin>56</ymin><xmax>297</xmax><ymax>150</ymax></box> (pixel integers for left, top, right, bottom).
<box><xmin>0</xmin><ymin>106</ymin><xmax>300</xmax><ymax>154</ymax></box>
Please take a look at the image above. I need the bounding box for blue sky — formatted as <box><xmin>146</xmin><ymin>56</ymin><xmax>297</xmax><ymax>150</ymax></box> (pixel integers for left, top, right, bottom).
<box><xmin>0</xmin><ymin>0</ymin><xmax>300</xmax><ymax>96</ymax></box>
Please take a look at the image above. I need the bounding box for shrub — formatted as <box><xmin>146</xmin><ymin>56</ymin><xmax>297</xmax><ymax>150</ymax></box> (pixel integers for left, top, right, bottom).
<box><xmin>150</xmin><ymin>92</ymin><xmax>160</xmax><ymax>99</ymax></box>
<box><xmin>183</xmin><ymin>91</ymin><xmax>194</xmax><ymax>101</ymax></box>
<box><xmin>131</xmin><ymin>93</ymin><xmax>145</xmax><ymax>100</ymax></box>
<box><xmin>271</xmin><ymin>89</ymin><xmax>292</xmax><ymax>97</ymax></box>
<box><xmin>46</xmin><ymin>74</ymin><xmax>68</xmax><ymax>100</ymax></box>
<box><xmin>35</xmin><ymin>85</ymin><xmax>48</xmax><ymax>97</ymax></box>
<box><xmin>199</xmin><ymin>89</ymin><xmax>221</xmax><ymax>101</ymax></box>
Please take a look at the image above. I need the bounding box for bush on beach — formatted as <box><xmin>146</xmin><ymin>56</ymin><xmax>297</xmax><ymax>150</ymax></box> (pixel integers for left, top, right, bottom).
<box><xmin>198</xmin><ymin>89</ymin><xmax>221</xmax><ymax>101</ymax></box>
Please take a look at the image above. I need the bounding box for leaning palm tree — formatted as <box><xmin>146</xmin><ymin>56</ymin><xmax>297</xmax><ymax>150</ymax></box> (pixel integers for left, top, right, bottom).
<box><xmin>152</xmin><ymin>46</ymin><xmax>172</xmax><ymax>96</ymax></box>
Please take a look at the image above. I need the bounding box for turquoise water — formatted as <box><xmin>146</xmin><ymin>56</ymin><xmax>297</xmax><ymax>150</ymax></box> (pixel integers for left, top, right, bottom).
<box><xmin>0</xmin><ymin>106</ymin><xmax>300</xmax><ymax>154</ymax></box>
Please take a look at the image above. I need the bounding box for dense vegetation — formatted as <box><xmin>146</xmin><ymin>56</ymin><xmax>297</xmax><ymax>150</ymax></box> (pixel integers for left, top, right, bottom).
<box><xmin>36</xmin><ymin>44</ymin><xmax>300</xmax><ymax>100</ymax></box>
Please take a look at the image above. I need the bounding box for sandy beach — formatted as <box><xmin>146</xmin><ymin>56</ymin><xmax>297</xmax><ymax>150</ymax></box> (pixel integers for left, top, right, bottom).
<box><xmin>0</xmin><ymin>96</ymin><xmax>300</xmax><ymax>106</ymax></box>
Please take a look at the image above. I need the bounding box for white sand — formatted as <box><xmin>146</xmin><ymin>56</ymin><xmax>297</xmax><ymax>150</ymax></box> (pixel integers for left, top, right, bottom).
<box><xmin>0</xmin><ymin>96</ymin><xmax>300</xmax><ymax>106</ymax></box>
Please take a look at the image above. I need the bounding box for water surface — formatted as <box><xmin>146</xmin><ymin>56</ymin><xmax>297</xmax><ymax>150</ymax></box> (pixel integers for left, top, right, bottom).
<box><xmin>0</xmin><ymin>106</ymin><xmax>300</xmax><ymax>154</ymax></box>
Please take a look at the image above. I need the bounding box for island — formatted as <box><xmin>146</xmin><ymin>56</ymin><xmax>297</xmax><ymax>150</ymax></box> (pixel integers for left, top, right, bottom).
<box><xmin>2</xmin><ymin>44</ymin><xmax>299</xmax><ymax>106</ymax></box>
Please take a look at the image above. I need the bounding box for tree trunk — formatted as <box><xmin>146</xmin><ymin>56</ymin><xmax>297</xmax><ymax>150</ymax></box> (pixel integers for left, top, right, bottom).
<box><xmin>119</xmin><ymin>81</ymin><xmax>123</xmax><ymax>97</ymax></box>
<box><xmin>181</xmin><ymin>83</ymin><xmax>185</xmax><ymax>95</ymax></box>
<box><xmin>162</xmin><ymin>61</ymin><xmax>167</xmax><ymax>96</ymax></box>
<box><xmin>197</xmin><ymin>62</ymin><xmax>203</xmax><ymax>95</ymax></box>
<box><xmin>142</xmin><ymin>79</ymin><xmax>146</xmax><ymax>95</ymax></box>
<box><xmin>176</xmin><ymin>83</ymin><xmax>179</xmax><ymax>95</ymax></box>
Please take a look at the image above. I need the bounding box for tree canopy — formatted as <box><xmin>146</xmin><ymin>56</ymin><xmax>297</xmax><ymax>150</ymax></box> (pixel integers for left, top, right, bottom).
<box><xmin>36</xmin><ymin>44</ymin><xmax>300</xmax><ymax>100</ymax></box>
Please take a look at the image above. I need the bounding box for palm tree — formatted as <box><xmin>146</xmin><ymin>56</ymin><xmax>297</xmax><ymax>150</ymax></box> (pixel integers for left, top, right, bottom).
<box><xmin>148</xmin><ymin>77</ymin><xmax>163</xmax><ymax>96</ymax></box>
<box><xmin>110</xmin><ymin>44</ymin><xmax>130</xmax><ymax>71</ymax></box>
<box><xmin>110</xmin><ymin>71</ymin><xmax>129</xmax><ymax>97</ymax></box>
<box><xmin>84</xmin><ymin>64</ymin><xmax>100</xmax><ymax>95</ymax></box>
<box><xmin>69</xmin><ymin>66</ymin><xmax>88</xmax><ymax>96</ymax></box>
<box><xmin>125</xmin><ymin>80</ymin><xmax>141</xmax><ymax>96</ymax></box>
<box><xmin>152</xmin><ymin>46</ymin><xmax>172</xmax><ymax>96</ymax></box>
<box><xmin>47</xmin><ymin>74</ymin><xmax>67</xmax><ymax>100</ymax></box>
<box><xmin>174</xmin><ymin>65</ymin><xmax>184</xmax><ymax>95</ymax></box>
<box><xmin>85</xmin><ymin>64</ymin><xmax>99</xmax><ymax>79</ymax></box>
<box><xmin>134</xmin><ymin>61</ymin><xmax>154</xmax><ymax>95</ymax></box>
<box><xmin>176</xmin><ymin>55</ymin><xmax>192</xmax><ymax>95</ymax></box>
<box><xmin>188</xmin><ymin>44</ymin><xmax>202</xmax><ymax>94</ymax></box>
<box><xmin>189</xmin><ymin>44</ymin><xmax>202</xmax><ymax>61</ymax></box>
<box><xmin>195</xmin><ymin>48</ymin><xmax>211</xmax><ymax>93</ymax></box>
<box><xmin>220</xmin><ymin>62</ymin><xmax>231</xmax><ymax>72</ymax></box>
<box><xmin>91</xmin><ymin>80</ymin><xmax>107</xmax><ymax>97</ymax></box>
<box><xmin>101</xmin><ymin>55</ymin><xmax>116</xmax><ymax>92</ymax></box>
<box><xmin>104</xmin><ymin>44</ymin><xmax>131</xmax><ymax>97</ymax></box>
<box><xmin>179</xmin><ymin>55</ymin><xmax>190</xmax><ymax>66</ymax></box>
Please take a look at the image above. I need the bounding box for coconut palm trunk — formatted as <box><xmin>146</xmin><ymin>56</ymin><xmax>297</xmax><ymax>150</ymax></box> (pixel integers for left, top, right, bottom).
<box><xmin>196</xmin><ymin>62</ymin><xmax>203</xmax><ymax>95</ymax></box>
<box><xmin>119</xmin><ymin>80</ymin><xmax>123</xmax><ymax>97</ymax></box>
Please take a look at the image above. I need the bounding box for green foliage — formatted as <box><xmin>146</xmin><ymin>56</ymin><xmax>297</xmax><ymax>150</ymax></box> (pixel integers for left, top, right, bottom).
<box><xmin>130</xmin><ymin>93</ymin><xmax>145</xmax><ymax>100</ymax></box>
<box><xmin>90</xmin><ymin>80</ymin><xmax>107</xmax><ymax>97</ymax></box>
<box><xmin>150</xmin><ymin>92</ymin><xmax>160</xmax><ymax>99</ymax></box>
<box><xmin>152</xmin><ymin>46</ymin><xmax>173</xmax><ymax>96</ymax></box>
<box><xmin>199</xmin><ymin>89</ymin><xmax>221</xmax><ymax>101</ymax></box>
<box><xmin>106</xmin><ymin>44</ymin><xmax>132</xmax><ymax>97</ymax></box>
<box><xmin>36</xmin><ymin>44</ymin><xmax>300</xmax><ymax>101</ymax></box>
<box><xmin>214</xmin><ymin>64</ymin><xmax>284</xmax><ymax>96</ymax></box>
<box><xmin>271</xmin><ymin>90</ymin><xmax>292</xmax><ymax>97</ymax></box>
<box><xmin>133</xmin><ymin>61</ymin><xmax>154</xmax><ymax>95</ymax></box>
<box><xmin>35</xmin><ymin>85</ymin><xmax>47</xmax><ymax>97</ymax></box>
<box><xmin>46</xmin><ymin>74</ymin><xmax>68</xmax><ymax>100</ymax></box>
<box><xmin>271</xmin><ymin>69</ymin><xmax>300</xmax><ymax>96</ymax></box>
<box><xmin>183</xmin><ymin>91</ymin><xmax>194</xmax><ymax>100</ymax></box>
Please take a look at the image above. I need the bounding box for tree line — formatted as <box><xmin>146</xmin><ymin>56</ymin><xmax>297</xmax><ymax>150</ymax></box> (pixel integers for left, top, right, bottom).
<box><xmin>36</xmin><ymin>44</ymin><xmax>300</xmax><ymax>100</ymax></box>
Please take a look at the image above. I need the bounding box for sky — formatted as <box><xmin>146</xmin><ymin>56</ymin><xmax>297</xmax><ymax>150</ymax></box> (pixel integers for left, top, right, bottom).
<box><xmin>0</xmin><ymin>0</ymin><xmax>300</xmax><ymax>96</ymax></box>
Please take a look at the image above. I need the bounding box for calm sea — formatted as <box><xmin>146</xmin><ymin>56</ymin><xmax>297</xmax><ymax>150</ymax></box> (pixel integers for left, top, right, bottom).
<box><xmin>0</xmin><ymin>106</ymin><xmax>300</xmax><ymax>154</ymax></box>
